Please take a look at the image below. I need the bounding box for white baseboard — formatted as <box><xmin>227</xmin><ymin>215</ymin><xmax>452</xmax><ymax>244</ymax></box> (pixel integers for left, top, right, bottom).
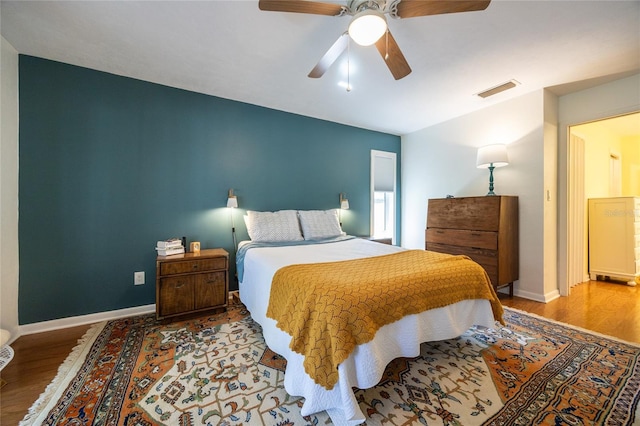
<box><xmin>542</xmin><ymin>288</ymin><xmax>561</xmax><ymax>303</ymax></box>
<box><xmin>510</xmin><ymin>287</ymin><xmax>560</xmax><ymax>303</ymax></box>
<box><xmin>18</xmin><ymin>304</ymin><xmax>156</xmax><ymax>337</ymax></box>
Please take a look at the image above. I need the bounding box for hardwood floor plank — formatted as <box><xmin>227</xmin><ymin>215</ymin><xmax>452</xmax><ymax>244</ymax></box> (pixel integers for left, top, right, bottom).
<box><xmin>499</xmin><ymin>280</ymin><xmax>640</xmax><ymax>343</ymax></box>
<box><xmin>0</xmin><ymin>324</ymin><xmax>92</xmax><ymax>425</ymax></box>
<box><xmin>1</xmin><ymin>280</ymin><xmax>637</xmax><ymax>424</ymax></box>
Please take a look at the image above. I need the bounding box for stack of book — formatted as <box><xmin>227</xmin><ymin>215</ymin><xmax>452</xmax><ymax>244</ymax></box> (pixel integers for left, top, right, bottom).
<box><xmin>156</xmin><ymin>238</ymin><xmax>184</xmax><ymax>256</ymax></box>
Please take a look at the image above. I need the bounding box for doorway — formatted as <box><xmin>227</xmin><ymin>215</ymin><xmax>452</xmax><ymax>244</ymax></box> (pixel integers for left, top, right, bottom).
<box><xmin>567</xmin><ymin>111</ymin><xmax>640</xmax><ymax>290</ymax></box>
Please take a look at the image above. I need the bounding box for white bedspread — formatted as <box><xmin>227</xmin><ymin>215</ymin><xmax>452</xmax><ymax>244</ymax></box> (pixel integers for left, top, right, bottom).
<box><xmin>239</xmin><ymin>238</ymin><xmax>497</xmax><ymax>425</ymax></box>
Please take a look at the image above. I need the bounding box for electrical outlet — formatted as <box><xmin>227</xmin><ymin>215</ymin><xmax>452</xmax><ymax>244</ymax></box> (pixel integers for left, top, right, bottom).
<box><xmin>134</xmin><ymin>271</ymin><xmax>145</xmax><ymax>285</ymax></box>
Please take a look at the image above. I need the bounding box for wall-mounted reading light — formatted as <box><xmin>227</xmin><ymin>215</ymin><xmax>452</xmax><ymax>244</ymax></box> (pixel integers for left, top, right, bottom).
<box><xmin>339</xmin><ymin>192</ymin><xmax>349</xmax><ymax>228</ymax></box>
<box><xmin>226</xmin><ymin>188</ymin><xmax>238</xmax><ymax>209</ymax></box>
<box><xmin>339</xmin><ymin>192</ymin><xmax>350</xmax><ymax>210</ymax></box>
<box><xmin>226</xmin><ymin>189</ymin><xmax>238</xmax><ymax>251</ymax></box>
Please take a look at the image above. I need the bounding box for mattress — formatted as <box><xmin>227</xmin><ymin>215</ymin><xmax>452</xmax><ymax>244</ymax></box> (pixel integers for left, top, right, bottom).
<box><xmin>238</xmin><ymin>237</ymin><xmax>498</xmax><ymax>425</ymax></box>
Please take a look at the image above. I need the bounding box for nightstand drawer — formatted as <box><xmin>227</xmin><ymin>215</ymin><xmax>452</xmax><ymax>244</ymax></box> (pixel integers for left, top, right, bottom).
<box><xmin>195</xmin><ymin>272</ymin><xmax>227</xmax><ymax>309</ymax></box>
<box><xmin>158</xmin><ymin>276</ymin><xmax>195</xmax><ymax>317</ymax></box>
<box><xmin>426</xmin><ymin>228</ymin><xmax>497</xmax><ymax>250</ymax></box>
<box><xmin>160</xmin><ymin>257</ymin><xmax>227</xmax><ymax>275</ymax></box>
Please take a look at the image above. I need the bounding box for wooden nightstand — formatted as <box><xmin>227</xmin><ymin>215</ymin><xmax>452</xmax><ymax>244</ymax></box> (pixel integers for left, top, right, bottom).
<box><xmin>155</xmin><ymin>248</ymin><xmax>229</xmax><ymax>320</ymax></box>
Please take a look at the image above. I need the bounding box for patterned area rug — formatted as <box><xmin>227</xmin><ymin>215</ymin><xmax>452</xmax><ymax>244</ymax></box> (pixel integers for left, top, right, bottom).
<box><xmin>21</xmin><ymin>304</ymin><xmax>640</xmax><ymax>425</ymax></box>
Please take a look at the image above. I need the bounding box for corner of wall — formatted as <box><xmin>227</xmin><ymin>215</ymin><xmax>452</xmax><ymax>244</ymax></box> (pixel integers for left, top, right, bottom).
<box><xmin>0</xmin><ymin>36</ymin><xmax>20</xmax><ymax>341</ymax></box>
<box><xmin>543</xmin><ymin>89</ymin><xmax>559</xmax><ymax>297</ymax></box>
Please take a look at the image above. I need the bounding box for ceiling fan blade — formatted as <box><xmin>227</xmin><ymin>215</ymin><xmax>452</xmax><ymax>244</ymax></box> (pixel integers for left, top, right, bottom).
<box><xmin>395</xmin><ymin>0</ymin><xmax>491</xmax><ymax>18</ymax></box>
<box><xmin>308</xmin><ymin>33</ymin><xmax>349</xmax><ymax>78</ymax></box>
<box><xmin>375</xmin><ymin>30</ymin><xmax>411</xmax><ymax>80</ymax></box>
<box><xmin>259</xmin><ymin>0</ymin><xmax>345</xmax><ymax>16</ymax></box>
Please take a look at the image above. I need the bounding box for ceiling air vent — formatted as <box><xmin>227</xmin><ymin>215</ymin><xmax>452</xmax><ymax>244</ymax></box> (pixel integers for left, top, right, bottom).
<box><xmin>476</xmin><ymin>80</ymin><xmax>520</xmax><ymax>98</ymax></box>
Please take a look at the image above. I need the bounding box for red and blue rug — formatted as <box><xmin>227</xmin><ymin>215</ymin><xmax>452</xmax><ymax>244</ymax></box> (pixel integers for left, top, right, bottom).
<box><xmin>21</xmin><ymin>304</ymin><xmax>640</xmax><ymax>425</ymax></box>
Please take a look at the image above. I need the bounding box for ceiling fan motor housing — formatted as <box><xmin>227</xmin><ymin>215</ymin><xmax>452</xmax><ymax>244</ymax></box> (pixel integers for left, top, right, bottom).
<box><xmin>348</xmin><ymin>0</ymin><xmax>405</xmax><ymax>18</ymax></box>
<box><xmin>348</xmin><ymin>0</ymin><xmax>386</xmax><ymax>14</ymax></box>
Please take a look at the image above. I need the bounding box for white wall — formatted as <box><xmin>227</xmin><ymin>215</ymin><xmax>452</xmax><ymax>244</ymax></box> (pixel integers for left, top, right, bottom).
<box><xmin>577</xmin><ymin>123</ymin><xmax>624</xmax><ymax>198</ymax></box>
<box><xmin>621</xmin><ymin>135</ymin><xmax>640</xmax><ymax>196</ymax></box>
<box><xmin>622</xmin><ymin>135</ymin><xmax>640</xmax><ymax>196</ymax></box>
<box><xmin>401</xmin><ymin>90</ymin><xmax>552</xmax><ymax>301</ymax></box>
<box><xmin>1</xmin><ymin>36</ymin><xmax>20</xmax><ymax>340</ymax></box>
<box><xmin>402</xmin><ymin>73</ymin><xmax>640</xmax><ymax>302</ymax></box>
<box><xmin>557</xmin><ymin>73</ymin><xmax>640</xmax><ymax>295</ymax></box>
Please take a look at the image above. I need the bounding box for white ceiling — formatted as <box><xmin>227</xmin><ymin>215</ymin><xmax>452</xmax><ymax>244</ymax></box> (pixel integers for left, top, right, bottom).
<box><xmin>1</xmin><ymin>0</ymin><xmax>639</xmax><ymax>136</ymax></box>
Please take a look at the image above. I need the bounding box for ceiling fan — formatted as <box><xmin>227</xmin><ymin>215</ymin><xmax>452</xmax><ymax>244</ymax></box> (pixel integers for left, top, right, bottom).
<box><xmin>259</xmin><ymin>0</ymin><xmax>491</xmax><ymax>80</ymax></box>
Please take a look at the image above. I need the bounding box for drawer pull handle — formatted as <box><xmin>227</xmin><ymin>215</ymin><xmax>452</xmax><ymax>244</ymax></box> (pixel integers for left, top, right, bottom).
<box><xmin>436</xmin><ymin>230</ymin><xmax>444</xmax><ymax>234</ymax></box>
<box><xmin>175</xmin><ymin>283</ymin><xmax>184</xmax><ymax>289</ymax></box>
<box><xmin>192</xmin><ymin>264</ymin><xmax>199</xmax><ymax>269</ymax></box>
<box><xmin>471</xmin><ymin>233</ymin><xmax>481</xmax><ymax>236</ymax></box>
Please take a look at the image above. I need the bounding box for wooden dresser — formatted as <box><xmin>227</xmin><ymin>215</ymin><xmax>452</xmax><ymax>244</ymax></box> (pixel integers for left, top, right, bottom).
<box><xmin>156</xmin><ymin>248</ymin><xmax>229</xmax><ymax>320</ymax></box>
<box><xmin>425</xmin><ymin>196</ymin><xmax>519</xmax><ymax>295</ymax></box>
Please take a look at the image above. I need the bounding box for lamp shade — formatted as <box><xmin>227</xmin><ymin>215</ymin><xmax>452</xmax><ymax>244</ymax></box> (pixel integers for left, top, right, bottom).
<box><xmin>476</xmin><ymin>144</ymin><xmax>509</xmax><ymax>169</ymax></box>
<box><xmin>226</xmin><ymin>189</ymin><xmax>238</xmax><ymax>208</ymax></box>
<box><xmin>339</xmin><ymin>193</ymin><xmax>349</xmax><ymax>210</ymax></box>
<box><xmin>348</xmin><ymin>9</ymin><xmax>387</xmax><ymax>46</ymax></box>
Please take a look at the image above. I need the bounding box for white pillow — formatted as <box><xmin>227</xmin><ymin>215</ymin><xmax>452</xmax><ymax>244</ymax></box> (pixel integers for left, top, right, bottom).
<box><xmin>298</xmin><ymin>209</ymin><xmax>342</xmax><ymax>240</ymax></box>
<box><xmin>246</xmin><ymin>210</ymin><xmax>303</xmax><ymax>242</ymax></box>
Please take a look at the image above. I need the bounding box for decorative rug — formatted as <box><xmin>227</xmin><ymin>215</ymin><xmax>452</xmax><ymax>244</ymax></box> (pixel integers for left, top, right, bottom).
<box><xmin>21</xmin><ymin>304</ymin><xmax>640</xmax><ymax>425</ymax></box>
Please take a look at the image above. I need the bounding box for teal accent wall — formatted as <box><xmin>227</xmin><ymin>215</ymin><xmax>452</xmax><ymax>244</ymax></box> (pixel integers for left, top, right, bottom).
<box><xmin>18</xmin><ymin>56</ymin><xmax>401</xmax><ymax>324</ymax></box>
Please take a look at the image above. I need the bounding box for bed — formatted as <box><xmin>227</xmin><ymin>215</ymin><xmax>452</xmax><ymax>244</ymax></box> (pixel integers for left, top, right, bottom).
<box><xmin>237</xmin><ymin>209</ymin><xmax>502</xmax><ymax>425</ymax></box>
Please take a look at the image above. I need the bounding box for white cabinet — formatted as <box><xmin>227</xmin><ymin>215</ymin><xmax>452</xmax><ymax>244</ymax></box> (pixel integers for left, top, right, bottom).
<box><xmin>588</xmin><ymin>197</ymin><xmax>640</xmax><ymax>281</ymax></box>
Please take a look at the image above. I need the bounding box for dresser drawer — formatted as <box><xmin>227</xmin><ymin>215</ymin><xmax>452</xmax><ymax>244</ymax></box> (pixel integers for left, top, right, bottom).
<box><xmin>426</xmin><ymin>228</ymin><xmax>497</xmax><ymax>250</ymax></box>
<box><xmin>427</xmin><ymin>197</ymin><xmax>502</xmax><ymax>231</ymax></box>
<box><xmin>426</xmin><ymin>243</ymin><xmax>498</xmax><ymax>285</ymax></box>
<box><xmin>160</xmin><ymin>257</ymin><xmax>227</xmax><ymax>275</ymax></box>
<box><xmin>426</xmin><ymin>241</ymin><xmax>496</xmax><ymax>261</ymax></box>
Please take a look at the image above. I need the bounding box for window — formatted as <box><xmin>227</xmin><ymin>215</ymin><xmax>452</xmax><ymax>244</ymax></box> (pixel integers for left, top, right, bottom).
<box><xmin>371</xmin><ymin>150</ymin><xmax>396</xmax><ymax>243</ymax></box>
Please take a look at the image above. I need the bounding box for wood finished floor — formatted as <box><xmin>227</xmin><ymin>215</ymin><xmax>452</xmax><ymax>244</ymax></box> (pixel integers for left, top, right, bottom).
<box><xmin>1</xmin><ymin>280</ymin><xmax>638</xmax><ymax>425</ymax></box>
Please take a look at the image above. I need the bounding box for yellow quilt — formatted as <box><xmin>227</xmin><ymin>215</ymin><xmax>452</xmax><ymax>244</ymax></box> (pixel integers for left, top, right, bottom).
<box><xmin>266</xmin><ymin>249</ymin><xmax>503</xmax><ymax>390</ymax></box>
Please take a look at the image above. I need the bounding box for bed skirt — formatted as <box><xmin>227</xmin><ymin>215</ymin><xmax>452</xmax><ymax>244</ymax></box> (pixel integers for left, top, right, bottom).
<box><xmin>244</xmin><ymin>295</ymin><xmax>496</xmax><ymax>425</ymax></box>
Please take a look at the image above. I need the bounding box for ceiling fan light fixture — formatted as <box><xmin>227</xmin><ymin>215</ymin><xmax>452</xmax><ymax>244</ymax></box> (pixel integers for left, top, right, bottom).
<box><xmin>348</xmin><ymin>9</ymin><xmax>387</xmax><ymax>46</ymax></box>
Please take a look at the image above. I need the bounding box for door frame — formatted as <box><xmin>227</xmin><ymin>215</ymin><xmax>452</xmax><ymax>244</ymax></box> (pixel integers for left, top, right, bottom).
<box><xmin>561</xmin><ymin>109</ymin><xmax>639</xmax><ymax>296</ymax></box>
